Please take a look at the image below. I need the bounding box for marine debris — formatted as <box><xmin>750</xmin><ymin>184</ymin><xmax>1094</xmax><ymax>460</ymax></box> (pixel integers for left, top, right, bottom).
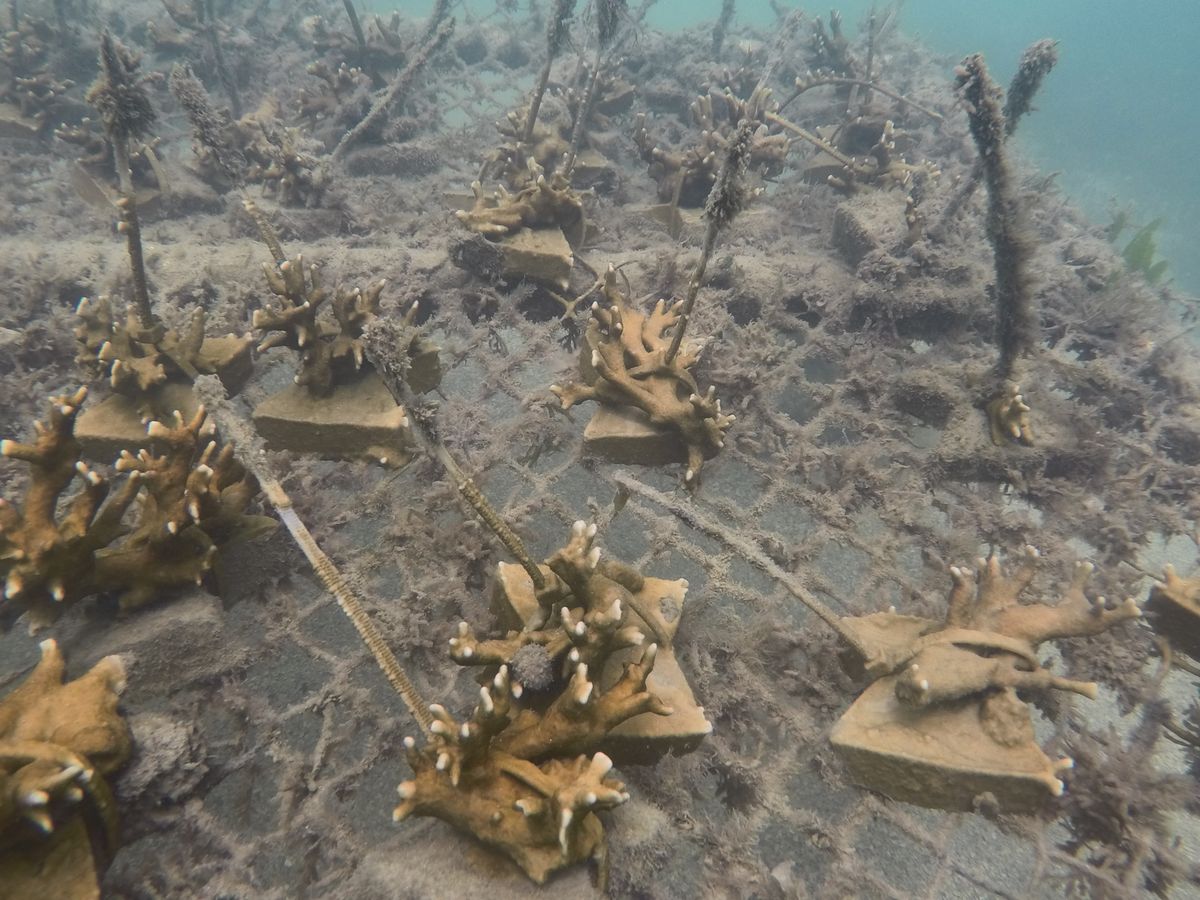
<box><xmin>0</xmin><ymin>390</ymin><xmax>272</xmax><ymax>632</ymax></box>
<box><xmin>0</xmin><ymin>639</ymin><xmax>130</xmax><ymax>900</ymax></box>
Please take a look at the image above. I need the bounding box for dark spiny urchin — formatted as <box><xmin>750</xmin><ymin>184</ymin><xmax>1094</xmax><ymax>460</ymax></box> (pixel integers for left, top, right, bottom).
<box><xmin>703</xmin><ymin>119</ymin><xmax>756</xmax><ymax>232</ymax></box>
<box><xmin>1003</xmin><ymin>39</ymin><xmax>1059</xmax><ymax>136</ymax></box>
<box><xmin>508</xmin><ymin>643</ymin><xmax>556</xmax><ymax>693</ymax></box>
<box><xmin>88</xmin><ymin>31</ymin><xmax>156</xmax><ymax>145</ymax></box>
<box><xmin>169</xmin><ymin>64</ymin><xmax>246</xmax><ymax>185</ymax></box>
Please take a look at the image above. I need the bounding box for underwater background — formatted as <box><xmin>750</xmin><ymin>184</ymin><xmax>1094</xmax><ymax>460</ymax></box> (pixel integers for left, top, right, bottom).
<box><xmin>402</xmin><ymin>0</ymin><xmax>1200</xmax><ymax>295</ymax></box>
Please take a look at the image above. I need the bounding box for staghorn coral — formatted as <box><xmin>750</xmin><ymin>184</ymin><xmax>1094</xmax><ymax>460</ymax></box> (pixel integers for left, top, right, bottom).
<box><xmin>1151</xmin><ymin>565</ymin><xmax>1200</xmax><ymax>617</ymax></box>
<box><xmin>0</xmin><ymin>16</ymin><xmax>74</xmax><ymax>137</ymax></box>
<box><xmin>0</xmin><ymin>391</ymin><xmax>272</xmax><ymax>631</ymax></box>
<box><xmin>550</xmin><ymin>266</ymin><xmax>733</xmax><ymax>486</ymax></box>
<box><xmin>807</xmin><ymin>10</ymin><xmax>857</xmax><ymax>77</ymax></box>
<box><xmin>450</xmin><ymin>520</ymin><xmax>671</xmax><ymax>677</ymax></box>
<box><xmin>235</xmin><ymin>112</ymin><xmax>327</xmax><ymax>207</ymax></box>
<box><xmin>297</xmin><ymin>60</ymin><xmax>373</xmax><ymax>135</ymax></box>
<box><xmin>395</xmin><ymin>521</ymin><xmax>700</xmax><ymax>885</ymax></box>
<box><xmin>1</xmin><ymin>639</ymin><xmax>130</xmax><ymax>894</ymax></box>
<box><xmin>487</xmin><ymin>107</ymin><xmax>572</xmax><ymax>186</ymax></box>
<box><xmin>0</xmin><ymin>390</ymin><xmax>141</xmax><ymax>631</ymax></box>
<box><xmin>634</xmin><ymin>85</ymin><xmax>788</xmax><ymax>207</ymax></box>
<box><xmin>834</xmin><ymin>549</ymin><xmax>1143</xmax><ymax>809</ymax></box>
<box><xmin>74</xmin><ymin>294</ymin><xmax>253</xmax><ymax>419</ymax></box>
<box><xmin>456</xmin><ymin>158</ymin><xmax>585</xmax><ymax>247</ymax></box>
<box><xmin>252</xmin><ymin>256</ymin><xmax>388</xmax><ymax>397</ymax></box>
<box><xmin>985</xmin><ymin>379</ymin><xmax>1034</xmax><ymax>446</ymax></box>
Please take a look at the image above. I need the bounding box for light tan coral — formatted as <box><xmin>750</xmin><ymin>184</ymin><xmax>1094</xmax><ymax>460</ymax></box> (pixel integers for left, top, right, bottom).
<box><xmin>252</xmin><ymin>255</ymin><xmax>394</xmax><ymax>397</ymax></box>
<box><xmin>394</xmin><ymin>521</ymin><xmax>691</xmax><ymax>885</ymax></box>
<box><xmin>74</xmin><ymin>296</ymin><xmax>253</xmax><ymax>420</ymax></box>
<box><xmin>833</xmin><ymin>549</ymin><xmax>1143</xmax><ymax>809</ymax></box>
<box><xmin>0</xmin><ymin>390</ymin><xmax>142</xmax><ymax>630</ymax></box>
<box><xmin>986</xmin><ymin>380</ymin><xmax>1034</xmax><ymax>446</ymax></box>
<box><xmin>1152</xmin><ymin>565</ymin><xmax>1200</xmax><ymax>613</ymax></box>
<box><xmin>392</xmin><ymin>522</ymin><xmax>711</xmax><ymax>883</ymax></box>
<box><xmin>550</xmin><ymin>266</ymin><xmax>733</xmax><ymax>487</ymax></box>
<box><xmin>1</xmin><ymin>639</ymin><xmax>129</xmax><ymax>887</ymax></box>
<box><xmin>0</xmin><ymin>391</ymin><xmax>272</xmax><ymax>631</ymax></box>
<box><xmin>456</xmin><ymin>159</ymin><xmax>585</xmax><ymax>247</ymax></box>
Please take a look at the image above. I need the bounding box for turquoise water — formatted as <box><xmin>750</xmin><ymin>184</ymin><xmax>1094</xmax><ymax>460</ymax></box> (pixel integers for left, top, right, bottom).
<box><xmin>404</xmin><ymin>0</ymin><xmax>1199</xmax><ymax>293</ymax></box>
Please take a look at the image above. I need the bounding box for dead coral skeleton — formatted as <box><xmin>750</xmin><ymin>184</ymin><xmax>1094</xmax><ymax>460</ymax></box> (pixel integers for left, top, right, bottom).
<box><xmin>0</xmin><ymin>391</ymin><xmax>272</xmax><ymax>631</ymax></box>
<box><xmin>550</xmin><ymin>266</ymin><xmax>734</xmax><ymax>487</ymax></box>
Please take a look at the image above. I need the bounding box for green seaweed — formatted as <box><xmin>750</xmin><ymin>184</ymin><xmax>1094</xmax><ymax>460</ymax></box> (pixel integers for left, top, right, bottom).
<box><xmin>1122</xmin><ymin>217</ymin><xmax>1170</xmax><ymax>283</ymax></box>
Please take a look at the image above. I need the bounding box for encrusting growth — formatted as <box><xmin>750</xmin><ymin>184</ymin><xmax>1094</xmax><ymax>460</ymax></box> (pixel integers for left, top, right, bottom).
<box><xmin>1</xmin><ymin>640</ymin><xmax>131</xmax><ymax>897</ymax></box>
<box><xmin>395</xmin><ymin>521</ymin><xmax>709</xmax><ymax>885</ymax></box>
<box><xmin>0</xmin><ymin>390</ymin><xmax>273</xmax><ymax>632</ymax></box>
<box><xmin>832</xmin><ymin>548</ymin><xmax>1143</xmax><ymax>811</ymax></box>
<box><xmin>550</xmin><ymin>266</ymin><xmax>734</xmax><ymax>488</ymax></box>
<box><xmin>956</xmin><ymin>53</ymin><xmax>1039</xmax><ymax>446</ymax></box>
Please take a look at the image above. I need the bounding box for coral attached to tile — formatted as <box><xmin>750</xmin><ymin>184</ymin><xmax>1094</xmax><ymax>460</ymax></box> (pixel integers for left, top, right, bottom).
<box><xmin>1</xmin><ymin>639</ymin><xmax>130</xmax><ymax>897</ymax></box>
<box><xmin>635</xmin><ymin>85</ymin><xmax>788</xmax><ymax>207</ymax></box>
<box><xmin>457</xmin><ymin>158</ymin><xmax>585</xmax><ymax>248</ymax></box>
<box><xmin>395</xmin><ymin>521</ymin><xmax>709</xmax><ymax>884</ymax></box>
<box><xmin>253</xmin><ymin>256</ymin><xmax>397</xmax><ymax>397</ymax></box>
<box><xmin>833</xmin><ymin>548</ymin><xmax>1143</xmax><ymax>811</ymax></box>
<box><xmin>551</xmin><ymin>266</ymin><xmax>733</xmax><ymax>486</ymax></box>
<box><xmin>75</xmin><ymin>296</ymin><xmax>253</xmax><ymax>420</ymax></box>
<box><xmin>0</xmin><ymin>391</ymin><xmax>273</xmax><ymax>631</ymax></box>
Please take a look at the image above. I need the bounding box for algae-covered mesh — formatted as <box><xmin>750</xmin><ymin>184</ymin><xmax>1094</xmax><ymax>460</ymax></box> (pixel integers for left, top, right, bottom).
<box><xmin>0</xmin><ymin>3</ymin><xmax>1198</xmax><ymax>899</ymax></box>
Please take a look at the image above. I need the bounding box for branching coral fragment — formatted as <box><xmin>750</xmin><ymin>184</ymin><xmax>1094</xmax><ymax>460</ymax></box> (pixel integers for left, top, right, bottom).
<box><xmin>457</xmin><ymin>159</ymin><xmax>585</xmax><ymax>246</ymax></box>
<box><xmin>0</xmin><ymin>392</ymin><xmax>271</xmax><ymax>631</ymax></box>
<box><xmin>551</xmin><ymin>267</ymin><xmax>733</xmax><ymax>486</ymax></box>
<box><xmin>394</xmin><ymin>521</ymin><xmax>701</xmax><ymax>885</ymax></box>
<box><xmin>253</xmin><ymin>255</ymin><xmax>387</xmax><ymax>396</ymax></box>
<box><xmin>0</xmin><ymin>639</ymin><xmax>129</xmax><ymax>864</ymax></box>
<box><xmin>834</xmin><ymin>549</ymin><xmax>1143</xmax><ymax>809</ymax></box>
<box><xmin>75</xmin><ymin>294</ymin><xmax>253</xmax><ymax>419</ymax></box>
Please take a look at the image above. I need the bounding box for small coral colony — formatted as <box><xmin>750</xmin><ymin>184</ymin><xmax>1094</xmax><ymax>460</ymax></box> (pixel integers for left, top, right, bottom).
<box><xmin>1</xmin><ymin>0</ymin><xmax>1196</xmax><ymax>895</ymax></box>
